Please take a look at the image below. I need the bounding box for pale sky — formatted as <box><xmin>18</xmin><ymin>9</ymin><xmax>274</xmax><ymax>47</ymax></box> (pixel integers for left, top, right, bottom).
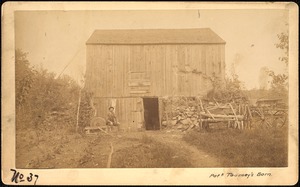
<box><xmin>15</xmin><ymin>9</ymin><xmax>288</xmax><ymax>89</ymax></box>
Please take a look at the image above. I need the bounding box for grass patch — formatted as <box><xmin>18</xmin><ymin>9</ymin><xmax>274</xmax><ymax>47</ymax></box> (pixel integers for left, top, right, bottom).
<box><xmin>183</xmin><ymin>127</ymin><xmax>288</xmax><ymax>167</ymax></box>
<box><xmin>111</xmin><ymin>135</ymin><xmax>192</xmax><ymax>168</ymax></box>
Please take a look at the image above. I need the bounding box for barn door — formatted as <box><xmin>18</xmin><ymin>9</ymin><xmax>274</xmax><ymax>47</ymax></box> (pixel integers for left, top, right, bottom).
<box><xmin>127</xmin><ymin>98</ymin><xmax>144</xmax><ymax>131</ymax></box>
<box><xmin>143</xmin><ymin>97</ymin><xmax>160</xmax><ymax>130</ymax></box>
<box><xmin>131</xmin><ymin>98</ymin><xmax>144</xmax><ymax>130</ymax></box>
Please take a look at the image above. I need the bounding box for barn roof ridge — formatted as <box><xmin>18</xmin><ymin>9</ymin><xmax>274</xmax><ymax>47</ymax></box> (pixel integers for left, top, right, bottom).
<box><xmin>86</xmin><ymin>28</ymin><xmax>226</xmax><ymax>45</ymax></box>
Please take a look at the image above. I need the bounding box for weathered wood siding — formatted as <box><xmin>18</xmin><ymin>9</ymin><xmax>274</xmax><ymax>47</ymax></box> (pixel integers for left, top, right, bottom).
<box><xmin>85</xmin><ymin>44</ymin><xmax>225</xmax><ymax>97</ymax></box>
<box><xmin>93</xmin><ymin>97</ymin><xmax>144</xmax><ymax>131</ymax></box>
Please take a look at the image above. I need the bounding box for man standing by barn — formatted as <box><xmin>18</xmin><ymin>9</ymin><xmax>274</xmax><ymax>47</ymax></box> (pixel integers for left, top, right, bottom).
<box><xmin>106</xmin><ymin>107</ymin><xmax>120</xmax><ymax>131</ymax></box>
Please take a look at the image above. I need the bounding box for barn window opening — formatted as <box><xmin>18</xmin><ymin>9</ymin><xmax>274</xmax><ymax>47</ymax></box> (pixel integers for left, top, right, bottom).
<box><xmin>143</xmin><ymin>97</ymin><xmax>160</xmax><ymax>130</ymax></box>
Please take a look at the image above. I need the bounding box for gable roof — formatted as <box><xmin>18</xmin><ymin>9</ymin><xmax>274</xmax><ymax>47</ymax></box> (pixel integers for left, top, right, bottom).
<box><xmin>86</xmin><ymin>28</ymin><xmax>226</xmax><ymax>45</ymax></box>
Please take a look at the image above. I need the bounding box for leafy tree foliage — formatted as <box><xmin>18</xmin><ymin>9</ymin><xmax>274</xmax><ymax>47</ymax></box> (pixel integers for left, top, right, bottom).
<box><xmin>267</xmin><ymin>32</ymin><xmax>289</xmax><ymax>100</ymax></box>
<box><xmin>275</xmin><ymin>32</ymin><xmax>289</xmax><ymax>66</ymax></box>
<box><xmin>15</xmin><ymin>49</ymin><xmax>80</xmax><ymax>129</ymax></box>
<box><xmin>207</xmin><ymin>72</ymin><xmax>246</xmax><ymax>103</ymax></box>
<box><xmin>15</xmin><ymin>49</ymin><xmax>35</xmax><ymax>109</ymax></box>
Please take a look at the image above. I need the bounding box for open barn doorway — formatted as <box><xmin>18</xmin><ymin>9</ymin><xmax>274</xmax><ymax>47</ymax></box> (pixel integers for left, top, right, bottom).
<box><xmin>143</xmin><ymin>97</ymin><xmax>160</xmax><ymax>130</ymax></box>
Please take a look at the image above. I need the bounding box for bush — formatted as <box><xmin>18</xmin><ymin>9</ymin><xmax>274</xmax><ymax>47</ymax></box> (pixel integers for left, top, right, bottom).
<box><xmin>207</xmin><ymin>73</ymin><xmax>247</xmax><ymax>103</ymax></box>
<box><xmin>15</xmin><ymin>49</ymin><xmax>80</xmax><ymax>130</ymax></box>
<box><xmin>78</xmin><ymin>90</ymin><xmax>95</xmax><ymax>130</ymax></box>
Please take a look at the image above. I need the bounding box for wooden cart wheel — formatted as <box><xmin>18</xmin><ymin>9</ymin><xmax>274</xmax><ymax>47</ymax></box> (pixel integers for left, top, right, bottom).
<box><xmin>253</xmin><ymin>116</ymin><xmax>273</xmax><ymax>129</ymax></box>
<box><xmin>271</xmin><ymin>115</ymin><xmax>287</xmax><ymax>128</ymax></box>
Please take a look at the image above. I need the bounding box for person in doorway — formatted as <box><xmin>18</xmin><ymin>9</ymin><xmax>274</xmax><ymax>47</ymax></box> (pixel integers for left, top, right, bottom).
<box><xmin>106</xmin><ymin>107</ymin><xmax>120</xmax><ymax>131</ymax></box>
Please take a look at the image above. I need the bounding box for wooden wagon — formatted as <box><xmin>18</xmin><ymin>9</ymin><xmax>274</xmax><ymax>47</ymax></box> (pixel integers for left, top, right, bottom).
<box><xmin>197</xmin><ymin>99</ymin><xmax>252</xmax><ymax>130</ymax></box>
<box><xmin>250</xmin><ymin>98</ymin><xmax>288</xmax><ymax>128</ymax></box>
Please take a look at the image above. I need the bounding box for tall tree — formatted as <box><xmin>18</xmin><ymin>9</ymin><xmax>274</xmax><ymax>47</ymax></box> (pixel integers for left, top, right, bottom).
<box><xmin>268</xmin><ymin>32</ymin><xmax>289</xmax><ymax>99</ymax></box>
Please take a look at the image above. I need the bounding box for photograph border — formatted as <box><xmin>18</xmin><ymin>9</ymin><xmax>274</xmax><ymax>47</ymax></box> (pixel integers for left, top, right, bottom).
<box><xmin>2</xmin><ymin>2</ymin><xmax>298</xmax><ymax>185</ymax></box>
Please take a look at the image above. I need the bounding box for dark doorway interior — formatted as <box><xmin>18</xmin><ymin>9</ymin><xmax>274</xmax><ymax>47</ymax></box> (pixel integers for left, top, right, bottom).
<box><xmin>143</xmin><ymin>97</ymin><xmax>160</xmax><ymax>130</ymax></box>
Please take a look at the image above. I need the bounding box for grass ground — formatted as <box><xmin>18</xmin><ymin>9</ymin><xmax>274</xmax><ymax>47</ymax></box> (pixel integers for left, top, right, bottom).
<box><xmin>183</xmin><ymin>125</ymin><xmax>288</xmax><ymax>167</ymax></box>
<box><xmin>16</xmin><ymin>128</ymin><xmax>193</xmax><ymax>168</ymax></box>
<box><xmin>112</xmin><ymin>134</ymin><xmax>192</xmax><ymax>168</ymax></box>
<box><xmin>16</xmin><ymin>123</ymin><xmax>288</xmax><ymax>168</ymax></box>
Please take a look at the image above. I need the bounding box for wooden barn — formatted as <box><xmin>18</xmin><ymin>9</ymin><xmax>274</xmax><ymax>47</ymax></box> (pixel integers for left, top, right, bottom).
<box><xmin>84</xmin><ymin>28</ymin><xmax>226</xmax><ymax>131</ymax></box>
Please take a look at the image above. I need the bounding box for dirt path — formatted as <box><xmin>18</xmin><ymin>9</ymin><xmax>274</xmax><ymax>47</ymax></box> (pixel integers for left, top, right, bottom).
<box><xmin>144</xmin><ymin>131</ymin><xmax>221</xmax><ymax>167</ymax></box>
<box><xmin>17</xmin><ymin>129</ymin><xmax>220</xmax><ymax>168</ymax></box>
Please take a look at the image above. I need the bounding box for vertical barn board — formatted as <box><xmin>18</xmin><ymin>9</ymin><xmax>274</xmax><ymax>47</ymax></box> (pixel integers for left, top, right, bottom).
<box><xmin>206</xmin><ymin>45</ymin><xmax>211</xmax><ymax>76</ymax></box>
<box><xmin>107</xmin><ymin>45</ymin><xmax>114</xmax><ymax>97</ymax></box>
<box><xmin>144</xmin><ymin>45</ymin><xmax>152</xmax><ymax>94</ymax></box>
<box><xmin>93</xmin><ymin>45</ymin><xmax>104</xmax><ymax>97</ymax></box>
<box><xmin>151</xmin><ymin>45</ymin><xmax>157</xmax><ymax>96</ymax></box>
<box><xmin>97</xmin><ymin>45</ymin><xmax>105</xmax><ymax>97</ymax></box>
<box><xmin>158</xmin><ymin>45</ymin><xmax>164</xmax><ymax>96</ymax></box>
<box><xmin>122</xmin><ymin>98</ymin><xmax>127</xmax><ymax>129</ymax></box>
<box><xmin>125</xmin><ymin>46</ymin><xmax>130</xmax><ymax>96</ymax></box>
<box><xmin>165</xmin><ymin>45</ymin><xmax>173</xmax><ymax>96</ymax></box>
<box><xmin>170</xmin><ymin>45</ymin><xmax>175</xmax><ymax>96</ymax></box>
<box><xmin>221</xmin><ymin>45</ymin><xmax>225</xmax><ymax>79</ymax></box>
<box><xmin>101</xmin><ymin>45</ymin><xmax>107</xmax><ymax>96</ymax></box>
<box><xmin>136</xmin><ymin>98</ymin><xmax>144</xmax><ymax>129</ymax></box>
<box><xmin>113</xmin><ymin>45</ymin><xmax>126</xmax><ymax>97</ymax></box>
<box><xmin>216</xmin><ymin>45</ymin><xmax>220</xmax><ymax>75</ymax></box>
<box><xmin>173</xmin><ymin>45</ymin><xmax>179</xmax><ymax>95</ymax></box>
<box><xmin>130</xmin><ymin>45</ymin><xmax>146</xmax><ymax>74</ymax></box>
<box><xmin>201</xmin><ymin>46</ymin><xmax>207</xmax><ymax>75</ymax></box>
<box><xmin>187</xmin><ymin>45</ymin><xmax>193</xmax><ymax>69</ymax></box>
<box><xmin>85</xmin><ymin>46</ymin><xmax>90</xmax><ymax>90</ymax></box>
<box><xmin>86</xmin><ymin>46</ymin><xmax>92</xmax><ymax>94</ymax></box>
<box><xmin>177</xmin><ymin>45</ymin><xmax>185</xmax><ymax>96</ymax></box>
<box><xmin>94</xmin><ymin>97</ymin><xmax>108</xmax><ymax>120</ymax></box>
<box><xmin>178</xmin><ymin>74</ymin><xmax>184</xmax><ymax>96</ymax></box>
<box><xmin>177</xmin><ymin>45</ymin><xmax>185</xmax><ymax>73</ymax></box>
<box><xmin>214</xmin><ymin>45</ymin><xmax>219</xmax><ymax>75</ymax></box>
<box><xmin>197</xmin><ymin>45</ymin><xmax>201</xmax><ymax>72</ymax></box>
<box><xmin>218</xmin><ymin>45</ymin><xmax>222</xmax><ymax>76</ymax></box>
<box><xmin>115</xmin><ymin>98</ymin><xmax>126</xmax><ymax>130</ymax></box>
<box><xmin>211</xmin><ymin>45</ymin><xmax>215</xmax><ymax>75</ymax></box>
<box><xmin>209</xmin><ymin>45</ymin><xmax>213</xmax><ymax>76</ymax></box>
<box><xmin>194</xmin><ymin>45</ymin><xmax>203</xmax><ymax>95</ymax></box>
<box><xmin>118</xmin><ymin>46</ymin><xmax>124</xmax><ymax>96</ymax></box>
<box><xmin>164</xmin><ymin>45</ymin><xmax>168</xmax><ymax>95</ymax></box>
<box><xmin>161</xmin><ymin>45</ymin><xmax>166</xmax><ymax>96</ymax></box>
<box><xmin>126</xmin><ymin>98</ymin><xmax>131</xmax><ymax>129</ymax></box>
<box><xmin>186</xmin><ymin>45</ymin><xmax>191</xmax><ymax>96</ymax></box>
<box><xmin>151</xmin><ymin>45</ymin><xmax>159</xmax><ymax>96</ymax></box>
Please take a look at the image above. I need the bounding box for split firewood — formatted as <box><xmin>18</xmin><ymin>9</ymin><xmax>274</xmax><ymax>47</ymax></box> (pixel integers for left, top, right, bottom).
<box><xmin>229</xmin><ymin>103</ymin><xmax>238</xmax><ymax>121</ymax></box>
<box><xmin>199</xmin><ymin>99</ymin><xmax>204</xmax><ymax>111</ymax></box>
<box><xmin>199</xmin><ymin>112</ymin><xmax>244</xmax><ymax>119</ymax></box>
<box><xmin>246</xmin><ymin>105</ymin><xmax>253</xmax><ymax>119</ymax></box>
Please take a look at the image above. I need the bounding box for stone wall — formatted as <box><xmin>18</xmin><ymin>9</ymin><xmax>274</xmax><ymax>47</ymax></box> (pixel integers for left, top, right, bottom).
<box><xmin>160</xmin><ymin>96</ymin><xmax>203</xmax><ymax>131</ymax></box>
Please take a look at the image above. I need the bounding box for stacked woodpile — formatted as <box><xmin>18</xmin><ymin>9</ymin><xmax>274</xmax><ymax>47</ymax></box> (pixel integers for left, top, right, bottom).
<box><xmin>160</xmin><ymin>96</ymin><xmax>252</xmax><ymax>131</ymax></box>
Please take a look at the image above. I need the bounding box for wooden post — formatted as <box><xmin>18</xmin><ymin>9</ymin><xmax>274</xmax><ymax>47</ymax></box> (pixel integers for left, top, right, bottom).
<box><xmin>199</xmin><ymin>113</ymin><xmax>202</xmax><ymax>129</ymax></box>
<box><xmin>75</xmin><ymin>88</ymin><xmax>82</xmax><ymax>133</ymax></box>
<box><xmin>229</xmin><ymin>103</ymin><xmax>240</xmax><ymax>129</ymax></box>
<box><xmin>199</xmin><ymin>99</ymin><xmax>204</xmax><ymax>111</ymax></box>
